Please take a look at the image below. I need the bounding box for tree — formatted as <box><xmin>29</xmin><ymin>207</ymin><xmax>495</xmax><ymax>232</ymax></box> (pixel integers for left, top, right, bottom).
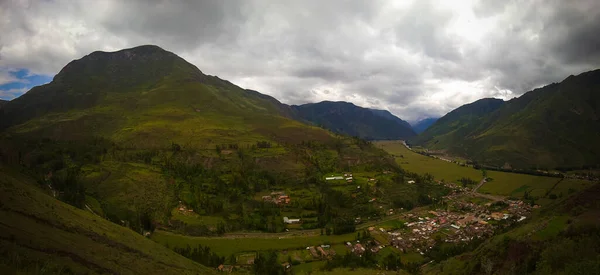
<box><xmin>383</xmin><ymin>253</ymin><xmax>402</xmax><ymax>271</ymax></box>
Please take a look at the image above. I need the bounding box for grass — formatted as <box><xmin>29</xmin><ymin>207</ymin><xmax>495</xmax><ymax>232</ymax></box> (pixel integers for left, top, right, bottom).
<box><xmin>401</xmin><ymin>252</ymin><xmax>426</xmax><ymax>265</ymax></box>
<box><xmin>152</xmin><ymin>230</ymin><xmax>358</xmax><ymax>256</ymax></box>
<box><xmin>374</xmin><ymin>140</ymin><xmax>594</xmax><ymax>200</ymax></box>
<box><xmin>534</xmin><ymin>216</ymin><xmax>570</xmax><ymax>240</ymax></box>
<box><xmin>377</xmin><ymin>219</ymin><xmax>406</xmax><ymax>230</ymax></box>
<box><xmin>292</xmin><ymin>261</ymin><xmax>327</xmax><ymax>274</ymax></box>
<box><xmin>295</xmin><ymin>266</ymin><xmax>402</xmax><ymax>275</ymax></box>
<box><xmin>81</xmin><ymin>161</ymin><xmax>175</xmax><ymax>222</ymax></box>
<box><xmin>375</xmin><ymin>140</ymin><xmax>481</xmax><ymax>183</ymax></box>
<box><xmin>171</xmin><ymin>210</ymin><xmax>225</xmax><ymax>226</ymax></box>
<box><xmin>0</xmin><ymin>166</ymin><xmax>214</xmax><ymax>274</ymax></box>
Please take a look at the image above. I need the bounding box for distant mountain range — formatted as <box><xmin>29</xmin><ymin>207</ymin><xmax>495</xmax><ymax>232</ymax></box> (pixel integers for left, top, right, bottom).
<box><xmin>292</xmin><ymin>101</ymin><xmax>416</xmax><ymax>140</ymax></box>
<box><xmin>412</xmin><ymin>69</ymin><xmax>600</xmax><ymax>169</ymax></box>
<box><xmin>411</xmin><ymin>117</ymin><xmax>438</xmax><ymax>134</ymax></box>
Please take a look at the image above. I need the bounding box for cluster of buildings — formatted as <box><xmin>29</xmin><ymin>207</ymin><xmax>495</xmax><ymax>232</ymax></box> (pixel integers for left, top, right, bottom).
<box><xmin>177</xmin><ymin>201</ymin><xmax>195</xmax><ymax>214</ymax></box>
<box><xmin>381</xmin><ymin>197</ymin><xmax>532</xmax><ymax>255</ymax></box>
<box><xmin>343</xmin><ymin>240</ymin><xmax>386</xmax><ymax>256</ymax></box>
<box><xmin>306</xmin><ymin>245</ymin><xmax>335</xmax><ymax>259</ymax></box>
<box><xmin>261</xmin><ymin>191</ymin><xmax>291</xmax><ymax>205</ymax></box>
<box><xmin>325</xmin><ymin>173</ymin><xmax>353</xmax><ymax>183</ymax></box>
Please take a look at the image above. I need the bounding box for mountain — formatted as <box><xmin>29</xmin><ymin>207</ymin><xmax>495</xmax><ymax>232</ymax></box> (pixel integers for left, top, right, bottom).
<box><xmin>412</xmin><ymin>98</ymin><xmax>505</xmax><ymax>151</ymax></box>
<box><xmin>0</xmin><ymin>45</ymin><xmax>331</xmax><ymax>146</ymax></box>
<box><xmin>368</xmin><ymin>108</ymin><xmax>414</xmax><ymax>131</ymax></box>
<box><xmin>0</xmin><ymin>99</ymin><xmax>7</xmax><ymax>110</ymax></box>
<box><xmin>413</xmin><ymin>69</ymin><xmax>600</xmax><ymax>169</ymax></box>
<box><xmin>0</xmin><ymin>166</ymin><xmax>214</xmax><ymax>274</ymax></box>
<box><xmin>411</xmin><ymin>117</ymin><xmax>439</xmax><ymax>134</ymax></box>
<box><xmin>0</xmin><ymin>45</ymin><xmax>398</xmax><ymax>259</ymax></box>
<box><xmin>292</xmin><ymin>101</ymin><xmax>416</xmax><ymax>140</ymax></box>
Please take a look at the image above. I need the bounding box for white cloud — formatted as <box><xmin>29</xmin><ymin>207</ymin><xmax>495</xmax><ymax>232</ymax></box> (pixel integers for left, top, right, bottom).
<box><xmin>0</xmin><ymin>87</ymin><xmax>28</xmax><ymax>100</ymax></box>
<box><xmin>1</xmin><ymin>0</ymin><xmax>599</xmax><ymax>121</ymax></box>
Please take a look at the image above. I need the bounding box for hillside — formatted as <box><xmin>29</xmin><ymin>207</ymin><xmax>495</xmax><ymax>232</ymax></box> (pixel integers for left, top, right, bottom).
<box><xmin>0</xmin><ymin>166</ymin><xmax>215</xmax><ymax>274</ymax></box>
<box><xmin>293</xmin><ymin>101</ymin><xmax>416</xmax><ymax>140</ymax></box>
<box><xmin>0</xmin><ymin>45</ymin><xmax>331</xmax><ymax>147</ymax></box>
<box><xmin>411</xmin><ymin>117</ymin><xmax>438</xmax><ymax>134</ymax></box>
<box><xmin>413</xmin><ymin>69</ymin><xmax>600</xmax><ymax>169</ymax></box>
<box><xmin>0</xmin><ymin>45</ymin><xmax>399</xmax><ymax>252</ymax></box>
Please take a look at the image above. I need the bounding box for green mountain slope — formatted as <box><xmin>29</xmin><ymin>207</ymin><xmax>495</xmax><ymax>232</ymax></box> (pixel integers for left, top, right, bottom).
<box><xmin>0</xmin><ymin>45</ymin><xmax>330</xmax><ymax>147</ymax></box>
<box><xmin>0</xmin><ymin>166</ymin><xmax>215</xmax><ymax>274</ymax></box>
<box><xmin>293</xmin><ymin>101</ymin><xmax>417</xmax><ymax>140</ymax></box>
<box><xmin>412</xmin><ymin>98</ymin><xmax>505</xmax><ymax>155</ymax></box>
<box><xmin>413</xmin><ymin>69</ymin><xmax>600</xmax><ymax>169</ymax></box>
<box><xmin>0</xmin><ymin>45</ymin><xmax>398</xmax><ymax>246</ymax></box>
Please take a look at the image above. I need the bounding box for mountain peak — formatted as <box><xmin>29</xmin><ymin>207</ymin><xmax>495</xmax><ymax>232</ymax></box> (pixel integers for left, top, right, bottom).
<box><xmin>87</xmin><ymin>45</ymin><xmax>170</xmax><ymax>60</ymax></box>
<box><xmin>53</xmin><ymin>44</ymin><xmax>203</xmax><ymax>87</ymax></box>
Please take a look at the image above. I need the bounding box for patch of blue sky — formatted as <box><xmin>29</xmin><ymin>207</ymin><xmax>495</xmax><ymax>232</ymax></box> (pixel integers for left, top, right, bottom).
<box><xmin>0</xmin><ymin>68</ymin><xmax>53</xmax><ymax>100</ymax></box>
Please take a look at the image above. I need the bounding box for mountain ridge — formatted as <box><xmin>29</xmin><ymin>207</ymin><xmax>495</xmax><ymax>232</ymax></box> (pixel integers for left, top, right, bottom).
<box><xmin>411</xmin><ymin>117</ymin><xmax>439</xmax><ymax>134</ymax></box>
<box><xmin>292</xmin><ymin>101</ymin><xmax>416</xmax><ymax>140</ymax></box>
<box><xmin>413</xmin><ymin>69</ymin><xmax>600</xmax><ymax>169</ymax></box>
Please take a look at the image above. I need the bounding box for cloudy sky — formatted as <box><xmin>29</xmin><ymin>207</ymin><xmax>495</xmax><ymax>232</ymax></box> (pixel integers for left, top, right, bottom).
<box><xmin>1</xmin><ymin>0</ymin><xmax>599</xmax><ymax>122</ymax></box>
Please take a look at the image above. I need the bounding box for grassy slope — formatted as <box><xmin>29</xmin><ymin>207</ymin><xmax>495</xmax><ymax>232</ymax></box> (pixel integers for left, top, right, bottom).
<box><xmin>0</xmin><ymin>45</ymin><xmax>360</xmax><ymax>231</ymax></box>
<box><xmin>0</xmin><ymin>167</ymin><xmax>215</xmax><ymax>274</ymax></box>
<box><xmin>413</xmin><ymin>70</ymin><xmax>600</xmax><ymax>169</ymax></box>
<box><xmin>1</xmin><ymin>45</ymin><xmax>332</xmax><ymax>149</ymax></box>
<box><xmin>151</xmin><ymin>230</ymin><xmax>358</xmax><ymax>257</ymax></box>
<box><xmin>374</xmin><ymin>141</ymin><xmax>592</xmax><ymax>202</ymax></box>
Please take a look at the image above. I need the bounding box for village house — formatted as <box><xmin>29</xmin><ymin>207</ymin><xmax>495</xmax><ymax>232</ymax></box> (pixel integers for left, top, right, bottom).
<box><xmin>217</xmin><ymin>264</ymin><xmax>233</xmax><ymax>273</ymax></box>
<box><xmin>283</xmin><ymin>217</ymin><xmax>301</xmax><ymax>224</ymax></box>
<box><xmin>490</xmin><ymin>212</ymin><xmax>504</xmax><ymax>220</ymax></box>
<box><xmin>278</xmin><ymin>195</ymin><xmax>291</xmax><ymax>204</ymax></box>
<box><xmin>317</xmin><ymin>246</ymin><xmax>328</xmax><ymax>257</ymax></box>
<box><xmin>352</xmin><ymin>243</ymin><xmax>366</xmax><ymax>255</ymax></box>
<box><xmin>456</xmin><ymin>215</ymin><xmax>476</xmax><ymax>227</ymax></box>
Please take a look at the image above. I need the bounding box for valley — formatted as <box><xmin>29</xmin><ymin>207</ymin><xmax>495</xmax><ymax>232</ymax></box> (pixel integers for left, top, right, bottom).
<box><xmin>0</xmin><ymin>45</ymin><xmax>598</xmax><ymax>275</ymax></box>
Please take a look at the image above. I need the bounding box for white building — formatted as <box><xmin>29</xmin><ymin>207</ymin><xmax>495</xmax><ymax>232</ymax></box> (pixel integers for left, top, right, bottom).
<box><xmin>283</xmin><ymin>217</ymin><xmax>301</xmax><ymax>224</ymax></box>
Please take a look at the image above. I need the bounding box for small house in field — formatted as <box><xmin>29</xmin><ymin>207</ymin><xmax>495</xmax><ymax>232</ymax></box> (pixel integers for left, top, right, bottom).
<box><xmin>317</xmin><ymin>246</ymin><xmax>328</xmax><ymax>257</ymax></box>
<box><xmin>217</xmin><ymin>264</ymin><xmax>233</xmax><ymax>273</ymax></box>
<box><xmin>283</xmin><ymin>217</ymin><xmax>301</xmax><ymax>224</ymax></box>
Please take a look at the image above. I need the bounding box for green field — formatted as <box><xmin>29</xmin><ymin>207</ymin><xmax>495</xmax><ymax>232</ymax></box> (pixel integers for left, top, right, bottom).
<box><xmin>170</xmin><ymin>210</ymin><xmax>225</xmax><ymax>226</ymax></box>
<box><xmin>296</xmin><ymin>267</ymin><xmax>403</xmax><ymax>275</ymax></box>
<box><xmin>152</xmin><ymin>231</ymin><xmax>358</xmax><ymax>256</ymax></box>
<box><xmin>375</xmin><ymin>141</ymin><xmax>594</xmax><ymax>200</ymax></box>
<box><xmin>375</xmin><ymin>141</ymin><xmax>482</xmax><ymax>182</ymax></box>
<box><xmin>293</xmin><ymin>261</ymin><xmax>327</xmax><ymax>274</ymax></box>
<box><xmin>534</xmin><ymin>216</ymin><xmax>570</xmax><ymax>240</ymax></box>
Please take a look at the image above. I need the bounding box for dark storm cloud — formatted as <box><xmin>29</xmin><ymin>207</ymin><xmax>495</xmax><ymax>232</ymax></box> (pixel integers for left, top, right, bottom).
<box><xmin>1</xmin><ymin>0</ymin><xmax>600</xmax><ymax>121</ymax></box>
